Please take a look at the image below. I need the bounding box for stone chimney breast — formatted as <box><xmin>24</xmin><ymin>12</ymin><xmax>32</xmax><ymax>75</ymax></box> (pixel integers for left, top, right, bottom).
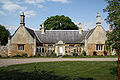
<box><xmin>96</xmin><ymin>12</ymin><xmax>101</xmax><ymax>26</ymax></box>
<box><xmin>20</xmin><ymin>12</ymin><xmax>25</xmax><ymax>26</ymax></box>
<box><xmin>41</xmin><ymin>22</ymin><xmax>45</xmax><ymax>34</ymax></box>
<box><xmin>78</xmin><ymin>22</ymin><xmax>82</xmax><ymax>34</ymax></box>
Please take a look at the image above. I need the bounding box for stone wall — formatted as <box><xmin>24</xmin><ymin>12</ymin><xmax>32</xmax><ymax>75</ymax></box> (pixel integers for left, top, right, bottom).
<box><xmin>9</xmin><ymin>43</ymin><xmax>34</xmax><ymax>57</ymax></box>
<box><xmin>86</xmin><ymin>25</ymin><xmax>107</xmax><ymax>56</ymax></box>
<box><xmin>0</xmin><ymin>46</ymin><xmax>8</xmax><ymax>57</ymax></box>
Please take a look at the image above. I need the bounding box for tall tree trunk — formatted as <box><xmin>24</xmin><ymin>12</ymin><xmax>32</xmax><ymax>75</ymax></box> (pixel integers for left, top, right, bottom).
<box><xmin>117</xmin><ymin>41</ymin><xmax>120</xmax><ymax>80</ymax></box>
<box><xmin>118</xmin><ymin>54</ymin><xmax>120</xmax><ymax>80</ymax></box>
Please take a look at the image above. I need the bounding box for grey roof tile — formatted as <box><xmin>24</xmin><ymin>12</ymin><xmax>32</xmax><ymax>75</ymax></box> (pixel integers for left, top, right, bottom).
<box><xmin>34</xmin><ymin>30</ymin><xmax>89</xmax><ymax>43</ymax></box>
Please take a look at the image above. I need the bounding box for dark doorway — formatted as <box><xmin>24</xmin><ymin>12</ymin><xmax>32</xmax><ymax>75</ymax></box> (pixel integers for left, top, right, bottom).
<box><xmin>93</xmin><ymin>51</ymin><xmax>97</xmax><ymax>56</ymax></box>
<box><xmin>104</xmin><ymin>51</ymin><xmax>107</xmax><ymax>56</ymax></box>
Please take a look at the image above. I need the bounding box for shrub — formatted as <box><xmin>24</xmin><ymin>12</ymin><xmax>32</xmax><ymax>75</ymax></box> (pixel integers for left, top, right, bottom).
<box><xmin>35</xmin><ymin>53</ymin><xmax>41</xmax><ymax>57</ymax></box>
<box><xmin>21</xmin><ymin>53</ymin><xmax>27</xmax><ymax>57</ymax></box>
<box><xmin>73</xmin><ymin>53</ymin><xmax>78</xmax><ymax>56</ymax></box>
<box><xmin>14</xmin><ymin>54</ymin><xmax>21</xmax><ymax>57</ymax></box>
<box><xmin>50</xmin><ymin>50</ymin><xmax>57</xmax><ymax>57</ymax></box>
<box><xmin>51</xmin><ymin>53</ymin><xmax>57</xmax><ymax>57</ymax></box>
<box><xmin>63</xmin><ymin>54</ymin><xmax>69</xmax><ymax>57</ymax></box>
<box><xmin>82</xmin><ymin>50</ymin><xmax>86</xmax><ymax>56</ymax></box>
<box><xmin>63</xmin><ymin>54</ymin><xmax>72</xmax><ymax>57</ymax></box>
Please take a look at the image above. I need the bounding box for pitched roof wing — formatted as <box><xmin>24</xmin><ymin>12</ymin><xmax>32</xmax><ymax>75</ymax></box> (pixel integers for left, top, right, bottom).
<box><xmin>34</xmin><ymin>30</ymin><xmax>88</xmax><ymax>44</ymax></box>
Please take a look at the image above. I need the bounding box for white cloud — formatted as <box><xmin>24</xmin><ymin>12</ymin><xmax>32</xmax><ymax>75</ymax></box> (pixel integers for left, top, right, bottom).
<box><xmin>24</xmin><ymin>0</ymin><xmax>44</xmax><ymax>8</ymax></box>
<box><xmin>0</xmin><ymin>0</ymin><xmax>27</xmax><ymax>12</ymax></box>
<box><xmin>5</xmin><ymin>25</ymin><xmax>18</xmax><ymax>35</ymax></box>
<box><xmin>0</xmin><ymin>10</ymin><xmax>6</xmax><ymax>15</ymax></box>
<box><xmin>25</xmin><ymin>0</ymin><xmax>45</xmax><ymax>4</ymax></box>
<box><xmin>75</xmin><ymin>22</ymin><xmax>95</xmax><ymax>30</ymax></box>
<box><xmin>82</xmin><ymin>22</ymin><xmax>95</xmax><ymax>30</ymax></box>
<box><xmin>48</xmin><ymin>0</ymin><xmax>70</xmax><ymax>3</ymax></box>
<box><xmin>24</xmin><ymin>11</ymin><xmax>36</xmax><ymax>18</ymax></box>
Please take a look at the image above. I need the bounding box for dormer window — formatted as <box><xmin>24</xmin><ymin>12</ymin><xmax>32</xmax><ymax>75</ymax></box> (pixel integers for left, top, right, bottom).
<box><xmin>18</xmin><ymin>44</ymin><xmax>24</xmax><ymax>50</ymax></box>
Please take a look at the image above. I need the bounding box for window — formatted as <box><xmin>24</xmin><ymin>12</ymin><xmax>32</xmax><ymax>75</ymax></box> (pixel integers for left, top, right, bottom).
<box><xmin>96</xmin><ymin>44</ymin><xmax>103</xmax><ymax>51</ymax></box>
<box><xmin>18</xmin><ymin>44</ymin><xmax>24</xmax><ymax>50</ymax></box>
<box><xmin>48</xmin><ymin>44</ymin><xmax>53</xmax><ymax>46</ymax></box>
<box><xmin>69</xmin><ymin>44</ymin><xmax>74</xmax><ymax>47</ymax></box>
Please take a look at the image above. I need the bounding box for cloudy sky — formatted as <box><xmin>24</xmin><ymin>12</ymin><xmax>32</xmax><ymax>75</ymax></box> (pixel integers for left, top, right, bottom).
<box><xmin>0</xmin><ymin>0</ymin><xmax>109</xmax><ymax>34</ymax></box>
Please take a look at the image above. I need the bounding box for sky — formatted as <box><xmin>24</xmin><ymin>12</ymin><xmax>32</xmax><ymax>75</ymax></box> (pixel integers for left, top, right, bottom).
<box><xmin>0</xmin><ymin>0</ymin><xmax>109</xmax><ymax>34</ymax></box>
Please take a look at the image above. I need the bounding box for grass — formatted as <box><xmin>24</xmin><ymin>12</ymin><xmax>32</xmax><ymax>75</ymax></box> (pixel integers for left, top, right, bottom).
<box><xmin>0</xmin><ymin>61</ymin><xmax>118</xmax><ymax>80</ymax></box>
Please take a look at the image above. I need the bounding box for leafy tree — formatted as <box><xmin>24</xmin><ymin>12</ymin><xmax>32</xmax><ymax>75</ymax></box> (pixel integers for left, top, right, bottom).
<box><xmin>40</xmin><ymin>15</ymin><xmax>78</xmax><ymax>30</ymax></box>
<box><xmin>105</xmin><ymin>27</ymin><xmax>120</xmax><ymax>54</ymax></box>
<box><xmin>103</xmin><ymin>0</ymin><xmax>120</xmax><ymax>79</ymax></box>
<box><xmin>103</xmin><ymin>0</ymin><xmax>120</xmax><ymax>54</ymax></box>
<box><xmin>103</xmin><ymin>0</ymin><xmax>120</xmax><ymax>27</ymax></box>
<box><xmin>0</xmin><ymin>25</ymin><xmax>10</xmax><ymax>45</ymax></box>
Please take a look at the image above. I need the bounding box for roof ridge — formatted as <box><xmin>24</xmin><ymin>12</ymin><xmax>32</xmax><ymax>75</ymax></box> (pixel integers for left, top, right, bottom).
<box><xmin>34</xmin><ymin>30</ymin><xmax>90</xmax><ymax>32</ymax></box>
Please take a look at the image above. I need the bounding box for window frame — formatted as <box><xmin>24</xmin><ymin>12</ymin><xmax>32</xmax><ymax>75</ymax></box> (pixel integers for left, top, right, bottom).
<box><xmin>18</xmin><ymin>44</ymin><xmax>25</xmax><ymax>51</ymax></box>
<box><xmin>96</xmin><ymin>44</ymin><xmax>103</xmax><ymax>51</ymax></box>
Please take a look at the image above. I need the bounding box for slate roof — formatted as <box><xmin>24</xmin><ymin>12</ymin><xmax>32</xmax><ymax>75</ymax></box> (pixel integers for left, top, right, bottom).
<box><xmin>34</xmin><ymin>30</ymin><xmax>89</xmax><ymax>44</ymax></box>
<box><xmin>24</xmin><ymin>26</ymin><xmax>96</xmax><ymax>44</ymax></box>
<box><xmin>85</xmin><ymin>28</ymin><xmax>95</xmax><ymax>39</ymax></box>
<box><xmin>25</xmin><ymin>27</ymin><xmax>36</xmax><ymax>38</ymax></box>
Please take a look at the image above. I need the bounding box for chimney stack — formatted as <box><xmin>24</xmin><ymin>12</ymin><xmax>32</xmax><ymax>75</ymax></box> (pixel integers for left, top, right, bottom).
<box><xmin>109</xmin><ymin>24</ymin><xmax>112</xmax><ymax>32</ymax></box>
<box><xmin>78</xmin><ymin>22</ymin><xmax>82</xmax><ymax>34</ymax></box>
<box><xmin>20</xmin><ymin>12</ymin><xmax>25</xmax><ymax>26</ymax></box>
<box><xmin>96</xmin><ymin>12</ymin><xmax>101</xmax><ymax>26</ymax></box>
<box><xmin>41</xmin><ymin>22</ymin><xmax>45</xmax><ymax>34</ymax></box>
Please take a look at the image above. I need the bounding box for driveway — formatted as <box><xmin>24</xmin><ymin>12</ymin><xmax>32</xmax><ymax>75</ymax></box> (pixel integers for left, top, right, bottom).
<box><xmin>0</xmin><ymin>58</ymin><xmax>117</xmax><ymax>67</ymax></box>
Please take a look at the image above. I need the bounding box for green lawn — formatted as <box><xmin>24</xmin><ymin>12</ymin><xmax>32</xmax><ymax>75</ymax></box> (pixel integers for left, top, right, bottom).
<box><xmin>0</xmin><ymin>61</ymin><xmax>118</xmax><ymax>80</ymax></box>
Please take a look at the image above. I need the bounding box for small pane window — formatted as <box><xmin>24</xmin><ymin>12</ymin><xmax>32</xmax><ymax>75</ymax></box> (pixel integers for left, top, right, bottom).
<box><xmin>18</xmin><ymin>44</ymin><xmax>24</xmax><ymax>50</ymax></box>
<box><xmin>48</xmin><ymin>44</ymin><xmax>53</xmax><ymax>46</ymax></box>
<box><xmin>96</xmin><ymin>44</ymin><xmax>103</xmax><ymax>51</ymax></box>
<box><xmin>69</xmin><ymin>44</ymin><xmax>74</xmax><ymax>47</ymax></box>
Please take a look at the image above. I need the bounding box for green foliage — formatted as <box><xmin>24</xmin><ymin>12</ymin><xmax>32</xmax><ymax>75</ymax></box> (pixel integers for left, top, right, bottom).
<box><xmin>104</xmin><ymin>0</ymin><xmax>120</xmax><ymax>54</ymax></box>
<box><xmin>105</xmin><ymin>27</ymin><xmax>120</xmax><ymax>54</ymax></box>
<box><xmin>50</xmin><ymin>53</ymin><xmax>57</xmax><ymax>57</ymax></box>
<box><xmin>13</xmin><ymin>53</ymin><xmax>27</xmax><ymax>57</ymax></box>
<box><xmin>13</xmin><ymin>54</ymin><xmax>21</xmax><ymax>57</ymax></box>
<box><xmin>63</xmin><ymin>54</ymin><xmax>72</xmax><ymax>57</ymax></box>
<box><xmin>72</xmin><ymin>53</ymin><xmax>78</xmax><ymax>56</ymax></box>
<box><xmin>0</xmin><ymin>25</ymin><xmax>10</xmax><ymax>45</ymax></box>
<box><xmin>103</xmin><ymin>0</ymin><xmax>120</xmax><ymax>26</ymax></box>
<box><xmin>82</xmin><ymin>50</ymin><xmax>86</xmax><ymax>56</ymax></box>
<box><xmin>21</xmin><ymin>53</ymin><xmax>27</xmax><ymax>57</ymax></box>
<box><xmin>35</xmin><ymin>52</ymin><xmax>41</xmax><ymax>57</ymax></box>
<box><xmin>40</xmin><ymin>15</ymin><xmax>78</xmax><ymax>30</ymax></box>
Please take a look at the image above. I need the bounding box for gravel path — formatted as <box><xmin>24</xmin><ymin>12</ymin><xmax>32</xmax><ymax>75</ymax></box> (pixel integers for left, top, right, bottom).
<box><xmin>0</xmin><ymin>58</ymin><xmax>117</xmax><ymax>67</ymax></box>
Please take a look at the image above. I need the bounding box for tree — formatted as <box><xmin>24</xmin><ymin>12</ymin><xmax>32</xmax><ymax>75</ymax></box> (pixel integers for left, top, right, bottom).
<box><xmin>0</xmin><ymin>25</ymin><xmax>10</xmax><ymax>45</ymax></box>
<box><xmin>40</xmin><ymin>15</ymin><xmax>78</xmax><ymax>30</ymax></box>
<box><xmin>103</xmin><ymin>0</ymin><xmax>120</xmax><ymax>27</ymax></box>
<box><xmin>103</xmin><ymin>0</ymin><xmax>120</xmax><ymax>79</ymax></box>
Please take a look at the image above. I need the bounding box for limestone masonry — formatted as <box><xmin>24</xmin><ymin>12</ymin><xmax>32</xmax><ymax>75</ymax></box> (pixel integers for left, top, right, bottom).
<box><xmin>0</xmin><ymin>12</ymin><xmax>116</xmax><ymax>57</ymax></box>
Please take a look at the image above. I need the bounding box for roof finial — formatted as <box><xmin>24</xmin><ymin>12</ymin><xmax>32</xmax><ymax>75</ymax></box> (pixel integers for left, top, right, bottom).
<box><xmin>96</xmin><ymin>12</ymin><xmax>101</xmax><ymax>25</ymax></box>
<box><xmin>20</xmin><ymin>12</ymin><xmax>25</xmax><ymax>26</ymax></box>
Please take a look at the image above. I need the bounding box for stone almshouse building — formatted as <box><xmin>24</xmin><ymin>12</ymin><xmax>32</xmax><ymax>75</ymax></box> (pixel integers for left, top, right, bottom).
<box><xmin>6</xmin><ymin>12</ymin><xmax>113</xmax><ymax>57</ymax></box>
